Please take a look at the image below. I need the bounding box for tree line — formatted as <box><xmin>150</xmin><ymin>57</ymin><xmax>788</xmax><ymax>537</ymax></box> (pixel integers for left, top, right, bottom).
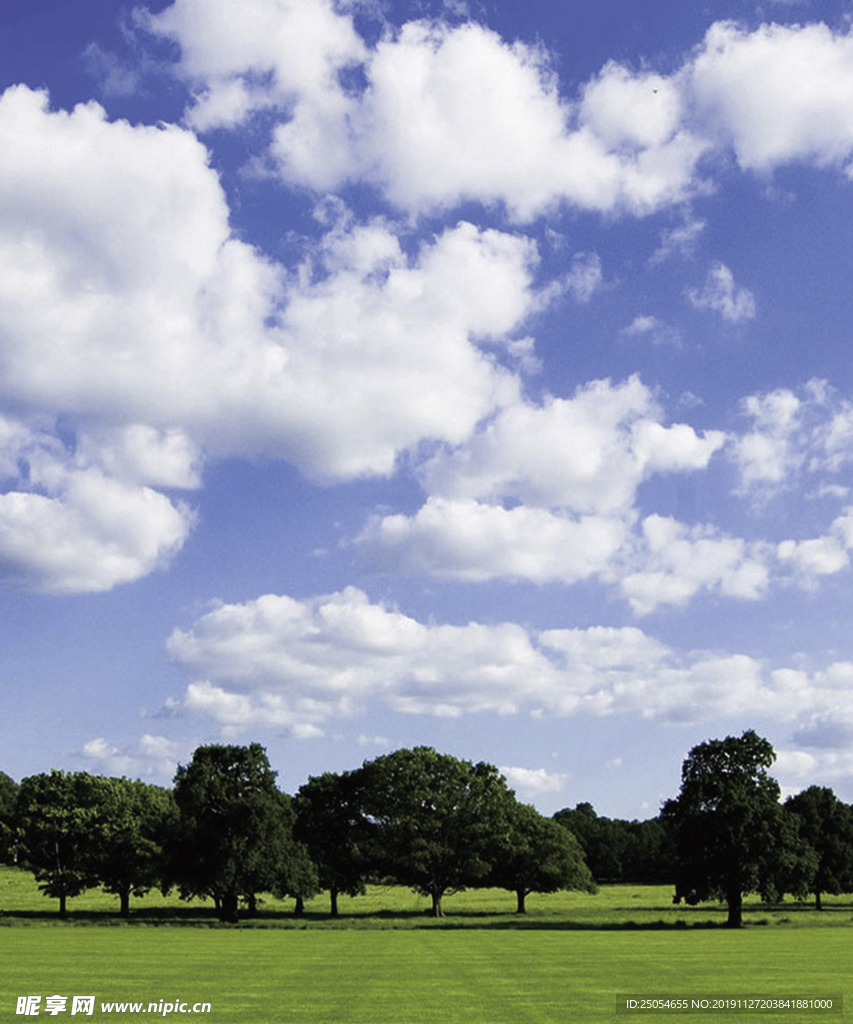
<box><xmin>2</xmin><ymin>731</ymin><xmax>853</xmax><ymax>927</ymax></box>
<box><xmin>0</xmin><ymin>745</ymin><xmax>594</xmax><ymax>921</ymax></box>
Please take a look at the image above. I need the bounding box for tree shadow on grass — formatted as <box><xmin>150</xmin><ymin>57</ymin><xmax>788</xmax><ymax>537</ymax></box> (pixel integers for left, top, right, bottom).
<box><xmin>4</xmin><ymin>897</ymin><xmax>852</xmax><ymax>930</ymax></box>
<box><xmin>0</xmin><ymin>908</ymin><xmax>729</xmax><ymax>929</ymax></box>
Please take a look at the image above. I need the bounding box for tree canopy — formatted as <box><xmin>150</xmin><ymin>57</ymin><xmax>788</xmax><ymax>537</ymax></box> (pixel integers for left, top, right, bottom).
<box><xmin>785</xmin><ymin>785</ymin><xmax>853</xmax><ymax>910</ymax></box>
<box><xmin>662</xmin><ymin>730</ymin><xmax>801</xmax><ymax>927</ymax></box>
<box><xmin>169</xmin><ymin>743</ymin><xmax>302</xmax><ymax>922</ymax></box>
<box><xmin>94</xmin><ymin>777</ymin><xmax>177</xmax><ymax>917</ymax></box>
<box><xmin>15</xmin><ymin>771</ymin><xmax>103</xmax><ymax>916</ymax></box>
<box><xmin>294</xmin><ymin>769</ymin><xmax>369</xmax><ymax>916</ymax></box>
<box><xmin>552</xmin><ymin>802</ymin><xmax>671</xmax><ymax>885</ymax></box>
<box><xmin>493</xmin><ymin>802</ymin><xmax>596</xmax><ymax>912</ymax></box>
<box><xmin>360</xmin><ymin>746</ymin><xmax>516</xmax><ymax>917</ymax></box>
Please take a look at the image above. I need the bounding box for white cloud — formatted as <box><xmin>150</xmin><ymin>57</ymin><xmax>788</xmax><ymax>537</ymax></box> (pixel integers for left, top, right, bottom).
<box><xmin>80</xmin><ymin>734</ymin><xmax>188</xmax><ymax>780</ymax></box>
<box><xmin>619</xmin><ymin>514</ymin><xmax>771</xmax><ymax>614</ymax></box>
<box><xmin>731</xmin><ymin>380</ymin><xmax>853</xmax><ymax>496</ymax></box>
<box><xmin>166</xmin><ymin>587</ymin><xmax>559</xmax><ymax>728</ymax></box>
<box><xmin>272</xmin><ymin>219</ymin><xmax>534</xmax><ymax>478</ymax></box>
<box><xmin>351</xmin><ymin>374</ymin><xmax>774</xmax><ymax>609</ymax></box>
<box><xmin>76</xmin><ymin>425</ymin><xmax>203</xmax><ymax>490</ymax></box>
<box><xmin>144</xmin><ymin>6</ymin><xmax>853</xmax><ymax>220</ymax></box>
<box><xmin>347</xmin><ymin>22</ymin><xmax>708</xmax><ymax>219</ymax></box>
<box><xmin>165</xmin><ymin>586</ymin><xmax>853</xmax><ymax>733</ymax></box>
<box><xmin>777</xmin><ymin>508</ymin><xmax>853</xmax><ymax>582</ymax></box>
<box><xmin>500</xmin><ymin>766</ymin><xmax>568</xmax><ymax>799</ymax></box>
<box><xmin>0</xmin><ymin>84</ymin><xmax>553</xmax><ymax>589</ymax></box>
<box><xmin>686</xmin><ymin>261</ymin><xmax>756</xmax><ymax>322</ymax></box>
<box><xmin>147</xmin><ymin>7</ymin><xmax>708</xmax><ymax>219</ymax></box>
<box><xmin>621</xmin><ymin>315</ymin><xmax>682</xmax><ymax>346</ymax></box>
<box><xmin>0</xmin><ymin>470</ymin><xmax>194</xmax><ymax>595</ymax></box>
<box><xmin>690</xmin><ymin>20</ymin><xmax>853</xmax><ymax>175</ymax></box>
<box><xmin>358</xmin><ymin>497</ymin><xmax>630</xmax><ymax>585</ymax></box>
<box><xmin>650</xmin><ymin>216</ymin><xmax>706</xmax><ymax>264</ymax></box>
<box><xmin>140</xmin><ymin>0</ymin><xmax>366</xmax><ymax>136</ymax></box>
<box><xmin>418</xmin><ymin>378</ymin><xmax>725</xmax><ymax>515</ymax></box>
<box><xmin>562</xmin><ymin>252</ymin><xmax>604</xmax><ymax>303</ymax></box>
<box><xmin>0</xmin><ymin>418</ymin><xmax>195</xmax><ymax>594</ymax></box>
<box><xmin>733</xmin><ymin>387</ymin><xmax>803</xmax><ymax>489</ymax></box>
<box><xmin>0</xmin><ymin>85</ymin><xmax>537</xmax><ymax>477</ymax></box>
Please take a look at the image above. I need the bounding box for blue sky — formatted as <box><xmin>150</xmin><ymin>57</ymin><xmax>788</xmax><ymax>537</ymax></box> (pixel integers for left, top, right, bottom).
<box><xmin>3</xmin><ymin>0</ymin><xmax>853</xmax><ymax>818</ymax></box>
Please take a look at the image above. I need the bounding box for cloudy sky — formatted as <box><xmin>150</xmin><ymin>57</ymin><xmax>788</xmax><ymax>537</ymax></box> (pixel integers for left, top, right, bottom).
<box><xmin>4</xmin><ymin>0</ymin><xmax>853</xmax><ymax>817</ymax></box>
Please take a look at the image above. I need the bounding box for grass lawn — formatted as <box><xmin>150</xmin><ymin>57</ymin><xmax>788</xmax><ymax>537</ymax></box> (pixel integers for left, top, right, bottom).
<box><xmin>0</xmin><ymin>928</ymin><xmax>847</xmax><ymax>1023</ymax></box>
<box><xmin>1</xmin><ymin>868</ymin><xmax>849</xmax><ymax>1022</ymax></box>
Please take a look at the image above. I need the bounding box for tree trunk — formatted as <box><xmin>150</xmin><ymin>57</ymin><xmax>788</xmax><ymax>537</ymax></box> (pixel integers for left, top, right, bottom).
<box><xmin>119</xmin><ymin>888</ymin><xmax>130</xmax><ymax>918</ymax></box>
<box><xmin>220</xmin><ymin>890</ymin><xmax>239</xmax><ymax>923</ymax></box>
<box><xmin>516</xmin><ymin>889</ymin><xmax>527</xmax><ymax>914</ymax></box>
<box><xmin>246</xmin><ymin>893</ymin><xmax>257</xmax><ymax>917</ymax></box>
<box><xmin>329</xmin><ymin>888</ymin><xmax>339</xmax><ymax>917</ymax></box>
<box><xmin>725</xmin><ymin>888</ymin><xmax>743</xmax><ymax>928</ymax></box>
<box><xmin>815</xmin><ymin>889</ymin><xmax>823</xmax><ymax>911</ymax></box>
<box><xmin>429</xmin><ymin>891</ymin><xmax>444</xmax><ymax>918</ymax></box>
<box><xmin>58</xmin><ymin>892</ymin><xmax>67</xmax><ymax>918</ymax></box>
<box><xmin>293</xmin><ymin>895</ymin><xmax>305</xmax><ymax>916</ymax></box>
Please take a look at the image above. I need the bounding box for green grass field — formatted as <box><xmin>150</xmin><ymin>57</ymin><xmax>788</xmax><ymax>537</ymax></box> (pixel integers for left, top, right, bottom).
<box><xmin>1</xmin><ymin>868</ymin><xmax>849</xmax><ymax>1022</ymax></box>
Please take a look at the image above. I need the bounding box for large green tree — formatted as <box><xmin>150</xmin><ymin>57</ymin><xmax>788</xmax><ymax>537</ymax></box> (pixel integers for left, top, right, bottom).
<box><xmin>784</xmin><ymin>786</ymin><xmax>853</xmax><ymax>910</ymax></box>
<box><xmin>294</xmin><ymin>769</ymin><xmax>370</xmax><ymax>916</ymax></box>
<box><xmin>662</xmin><ymin>730</ymin><xmax>803</xmax><ymax>927</ymax></box>
<box><xmin>170</xmin><ymin>743</ymin><xmax>304</xmax><ymax>922</ymax></box>
<box><xmin>360</xmin><ymin>747</ymin><xmax>515</xmax><ymax>917</ymax></box>
<box><xmin>94</xmin><ymin>778</ymin><xmax>177</xmax><ymax>917</ymax></box>
<box><xmin>15</xmin><ymin>771</ymin><xmax>103</xmax><ymax>916</ymax></box>
<box><xmin>492</xmin><ymin>802</ymin><xmax>596</xmax><ymax>912</ymax></box>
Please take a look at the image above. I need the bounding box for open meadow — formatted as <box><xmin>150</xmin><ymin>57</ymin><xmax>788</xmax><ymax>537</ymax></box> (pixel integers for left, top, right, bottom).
<box><xmin>1</xmin><ymin>868</ymin><xmax>849</xmax><ymax>1022</ymax></box>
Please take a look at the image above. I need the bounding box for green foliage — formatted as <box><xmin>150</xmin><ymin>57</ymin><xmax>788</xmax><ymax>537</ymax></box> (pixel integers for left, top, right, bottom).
<box><xmin>295</xmin><ymin>770</ymin><xmax>369</xmax><ymax>915</ymax></box>
<box><xmin>170</xmin><ymin>743</ymin><xmax>307</xmax><ymax>922</ymax></box>
<box><xmin>93</xmin><ymin>778</ymin><xmax>177</xmax><ymax>916</ymax></box>
<box><xmin>553</xmin><ymin>803</ymin><xmax>672</xmax><ymax>884</ymax></box>
<box><xmin>785</xmin><ymin>785</ymin><xmax>853</xmax><ymax>908</ymax></box>
<box><xmin>360</xmin><ymin>747</ymin><xmax>515</xmax><ymax>916</ymax></box>
<box><xmin>491</xmin><ymin>802</ymin><xmax>596</xmax><ymax>911</ymax></box>
<box><xmin>662</xmin><ymin>730</ymin><xmax>809</xmax><ymax>927</ymax></box>
<box><xmin>15</xmin><ymin>771</ymin><xmax>103</xmax><ymax>915</ymax></box>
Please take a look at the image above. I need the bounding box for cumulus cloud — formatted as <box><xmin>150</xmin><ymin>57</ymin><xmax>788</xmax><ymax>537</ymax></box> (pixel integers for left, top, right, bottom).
<box><xmin>417</xmin><ymin>377</ymin><xmax>725</xmax><ymax>515</ymax></box>
<box><xmin>500</xmin><ymin>766</ymin><xmax>568</xmax><ymax>800</ymax></box>
<box><xmin>358</xmin><ymin>498</ymin><xmax>630</xmax><ymax>585</ymax></box>
<box><xmin>273</xmin><ymin>218</ymin><xmax>534</xmax><ymax>478</ymax></box>
<box><xmin>731</xmin><ymin>380</ymin><xmax>853</xmax><ymax>496</ymax></box>
<box><xmin>166</xmin><ymin>587</ymin><xmax>558</xmax><ymax>727</ymax></box>
<box><xmin>144</xmin><ymin>4</ymin><xmax>709</xmax><ymax>219</ymax></box>
<box><xmin>686</xmin><ymin>261</ymin><xmax>756</xmax><ymax>322</ymax></box>
<box><xmin>79</xmin><ymin>734</ymin><xmax>188</xmax><ymax>780</ymax></box>
<box><xmin>164</xmin><ymin>586</ymin><xmax>853</xmax><ymax>734</ymax></box>
<box><xmin>0</xmin><ymin>83</ymin><xmax>551</xmax><ymax>589</ymax></box>
<box><xmin>689</xmin><ymin>20</ymin><xmax>853</xmax><ymax>175</ymax></box>
<box><xmin>562</xmin><ymin>252</ymin><xmax>604</xmax><ymax>303</ymax></box>
<box><xmin>0</xmin><ymin>416</ymin><xmax>195</xmax><ymax>593</ymax></box>
<box><xmin>357</xmin><ymin>379</ymin><xmax>729</xmax><ymax>600</ymax></box>
<box><xmin>0</xmin><ymin>87</ymin><xmax>537</xmax><ymax>479</ymax></box>
<box><xmin>139</xmin><ymin>0</ymin><xmax>366</xmax><ymax>136</ymax></box>
<box><xmin>733</xmin><ymin>387</ymin><xmax>804</xmax><ymax>489</ymax></box>
<box><xmin>619</xmin><ymin>515</ymin><xmax>771</xmax><ymax>614</ymax></box>
<box><xmin>777</xmin><ymin>508</ymin><xmax>853</xmax><ymax>583</ymax></box>
<box><xmin>143</xmin><ymin>5</ymin><xmax>853</xmax><ymax>218</ymax></box>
